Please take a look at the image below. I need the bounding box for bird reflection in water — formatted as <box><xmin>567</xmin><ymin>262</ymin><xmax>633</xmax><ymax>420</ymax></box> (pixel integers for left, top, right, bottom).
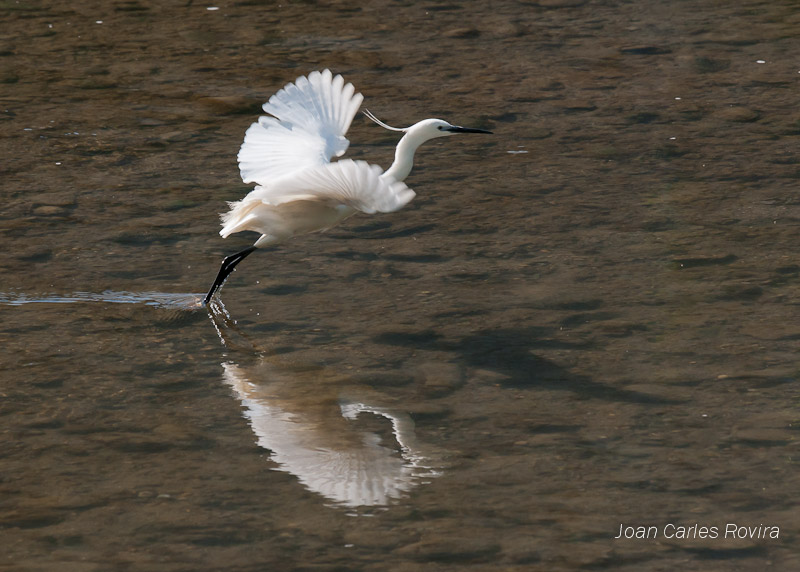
<box><xmin>0</xmin><ymin>289</ymin><xmax>442</xmax><ymax>507</ymax></box>
<box><xmin>208</xmin><ymin>300</ymin><xmax>443</xmax><ymax>508</ymax></box>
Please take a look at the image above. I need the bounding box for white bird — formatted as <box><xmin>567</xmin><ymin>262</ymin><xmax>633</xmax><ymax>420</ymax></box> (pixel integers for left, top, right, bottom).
<box><xmin>203</xmin><ymin>69</ymin><xmax>491</xmax><ymax>304</ymax></box>
<box><xmin>221</xmin><ymin>361</ymin><xmax>441</xmax><ymax>507</ymax></box>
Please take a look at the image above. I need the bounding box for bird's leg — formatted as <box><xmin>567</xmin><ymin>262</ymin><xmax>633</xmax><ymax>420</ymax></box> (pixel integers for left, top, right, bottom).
<box><xmin>203</xmin><ymin>246</ymin><xmax>257</xmax><ymax>305</ymax></box>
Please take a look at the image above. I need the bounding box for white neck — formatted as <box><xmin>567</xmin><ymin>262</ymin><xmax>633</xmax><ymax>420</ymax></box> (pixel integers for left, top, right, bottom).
<box><xmin>382</xmin><ymin>130</ymin><xmax>430</xmax><ymax>182</ymax></box>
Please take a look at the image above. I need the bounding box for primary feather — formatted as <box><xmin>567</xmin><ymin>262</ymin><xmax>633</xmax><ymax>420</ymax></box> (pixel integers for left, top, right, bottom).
<box><xmin>237</xmin><ymin>69</ymin><xmax>364</xmax><ymax>185</ymax></box>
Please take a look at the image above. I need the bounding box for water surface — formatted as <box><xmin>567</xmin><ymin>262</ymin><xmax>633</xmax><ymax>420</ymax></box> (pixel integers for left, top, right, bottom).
<box><xmin>2</xmin><ymin>1</ymin><xmax>799</xmax><ymax>570</ymax></box>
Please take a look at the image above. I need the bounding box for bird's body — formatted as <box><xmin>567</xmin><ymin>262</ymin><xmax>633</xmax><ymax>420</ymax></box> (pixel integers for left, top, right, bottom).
<box><xmin>203</xmin><ymin>69</ymin><xmax>490</xmax><ymax>304</ymax></box>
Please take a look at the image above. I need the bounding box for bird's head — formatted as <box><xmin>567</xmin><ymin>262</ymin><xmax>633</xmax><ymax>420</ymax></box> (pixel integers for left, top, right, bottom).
<box><xmin>412</xmin><ymin>118</ymin><xmax>493</xmax><ymax>140</ymax></box>
<box><xmin>363</xmin><ymin>110</ymin><xmax>492</xmax><ymax>142</ymax></box>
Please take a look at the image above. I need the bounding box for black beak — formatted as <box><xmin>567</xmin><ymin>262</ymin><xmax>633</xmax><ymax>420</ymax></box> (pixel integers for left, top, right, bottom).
<box><xmin>444</xmin><ymin>125</ymin><xmax>493</xmax><ymax>134</ymax></box>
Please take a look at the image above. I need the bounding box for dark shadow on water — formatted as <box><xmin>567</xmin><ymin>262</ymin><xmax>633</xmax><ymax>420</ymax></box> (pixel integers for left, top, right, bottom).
<box><xmin>344</xmin><ymin>222</ymin><xmax>437</xmax><ymax>239</ymax></box>
<box><xmin>259</xmin><ymin>283</ymin><xmax>308</xmax><ymax>296</ymax></box>
<box><xmin>382</xmin><ymin>253</ymin><xmax>446</xmax><ymax>263</ymax></box>
<box><xmin>682</xmin><ymin>546</ymin><xmax>769</xmax><ymax>560</ymax></box>
<box><xmin>375</xmin><ymin>327</ymin><xmax>685</xmax><ymax>405</ymax></box>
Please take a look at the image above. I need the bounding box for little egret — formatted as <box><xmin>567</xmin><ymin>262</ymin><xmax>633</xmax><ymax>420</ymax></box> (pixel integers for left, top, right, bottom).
<box><xmin>203</xmin><ymin>69</ymin><xmax>491</xmax><ymax>304</ymax></box>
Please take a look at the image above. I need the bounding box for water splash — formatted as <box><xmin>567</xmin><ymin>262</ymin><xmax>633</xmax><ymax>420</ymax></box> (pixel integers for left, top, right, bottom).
<box><xmin>0</xmin><ymin>290</ymin><xmax>204</xmax><ymax>310</ymax></box>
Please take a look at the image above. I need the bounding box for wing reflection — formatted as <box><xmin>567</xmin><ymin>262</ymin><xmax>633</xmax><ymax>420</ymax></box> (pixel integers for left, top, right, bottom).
<box><xmin>222</xmin><ymin>360</ymin><xmax>441</xmax><ymax>508</ymax></box>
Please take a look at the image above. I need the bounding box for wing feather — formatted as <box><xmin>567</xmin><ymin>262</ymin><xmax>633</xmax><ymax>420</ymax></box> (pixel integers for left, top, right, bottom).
<box><xmin>248</xmin><ymin>160</ymin><xmax>415</xmax><ymax>214</ymax></box>
<box><xmin>238</xmin><ymin>69</ymin><xmax>364</xmax><ymax>185</ymax></box>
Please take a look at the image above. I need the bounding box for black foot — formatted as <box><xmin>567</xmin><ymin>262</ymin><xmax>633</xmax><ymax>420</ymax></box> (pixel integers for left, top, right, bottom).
<box><xmin>203</xmin><ymin>246</ymin><xmax>257</xmax><ymax>305</ymax></box>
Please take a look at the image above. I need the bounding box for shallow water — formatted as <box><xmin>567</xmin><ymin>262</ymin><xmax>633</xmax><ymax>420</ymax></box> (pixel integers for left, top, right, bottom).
<box><xmin>2</xmin><ymin>0</ymin><xmax>800</xmax><ymax>570</ymax></box>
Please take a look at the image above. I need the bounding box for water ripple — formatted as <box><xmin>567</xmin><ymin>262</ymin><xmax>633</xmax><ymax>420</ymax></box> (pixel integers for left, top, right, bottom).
<box><xmin>0</xmin><ymin>290</ymin><xmax>204</xmax><ymax>310</ymax></box>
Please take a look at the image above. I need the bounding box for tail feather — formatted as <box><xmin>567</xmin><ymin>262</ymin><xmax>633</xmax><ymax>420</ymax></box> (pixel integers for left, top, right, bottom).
<box><xmin>220</xmin><ymin>200</ymin><xmax>262</xmax><ymax>237</ymax></box>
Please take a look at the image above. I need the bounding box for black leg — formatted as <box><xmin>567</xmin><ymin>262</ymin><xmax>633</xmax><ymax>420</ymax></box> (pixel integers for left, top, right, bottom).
<box><xmin>203</xmin><ymin>246</ymin><xmax>257</xmax><ymax>305</ymax></box>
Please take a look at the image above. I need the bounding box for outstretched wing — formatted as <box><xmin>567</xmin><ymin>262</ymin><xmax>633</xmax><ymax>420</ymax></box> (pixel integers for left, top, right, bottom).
<box><xmin>237</xmin><ymin>69</ymin><xmax>364</xmax><ymax>185</ymax></box>
<box><xmin>253</xmin><ymin>160</ymin><xmax>415</xmax><ymax>214</ymax></box>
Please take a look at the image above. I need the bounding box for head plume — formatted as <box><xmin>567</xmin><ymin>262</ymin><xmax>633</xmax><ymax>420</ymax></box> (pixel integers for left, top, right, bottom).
<box><xmin>363</xmin><ymin>109</ymin><xmax>406</xmax><ymax>132</ymax></box>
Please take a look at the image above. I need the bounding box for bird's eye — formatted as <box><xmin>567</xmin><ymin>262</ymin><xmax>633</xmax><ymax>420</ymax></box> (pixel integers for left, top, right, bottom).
<box><xmin>437</xmin><ymin>126</ymin><xmax>443</xmax><ymax>130</ymax></box>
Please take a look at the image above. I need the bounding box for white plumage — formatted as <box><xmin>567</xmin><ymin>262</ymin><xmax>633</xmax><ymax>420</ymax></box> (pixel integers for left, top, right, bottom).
<box><xmin>221</xmin><ymin>362</ymin><xmax>440</xmax><ymax>507</ymax></box>
<box><xmin>221</xmin><ymin>159</ymin><xmax>415</xmax><ymax>244</ymax></box>
<box><xmin>237</xmin><ymin>69</ymin><xmax>364</xmax><ymax>184</ymax></box>
<box><xmin>226</xmin><ymin>69</ymin><xmax>411</xmax><ymax>247</ymax></box>
<box><xmin>203</xmin><ymin>69</ymin><xmax>491</xmax><ymax>304</ymax></box>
